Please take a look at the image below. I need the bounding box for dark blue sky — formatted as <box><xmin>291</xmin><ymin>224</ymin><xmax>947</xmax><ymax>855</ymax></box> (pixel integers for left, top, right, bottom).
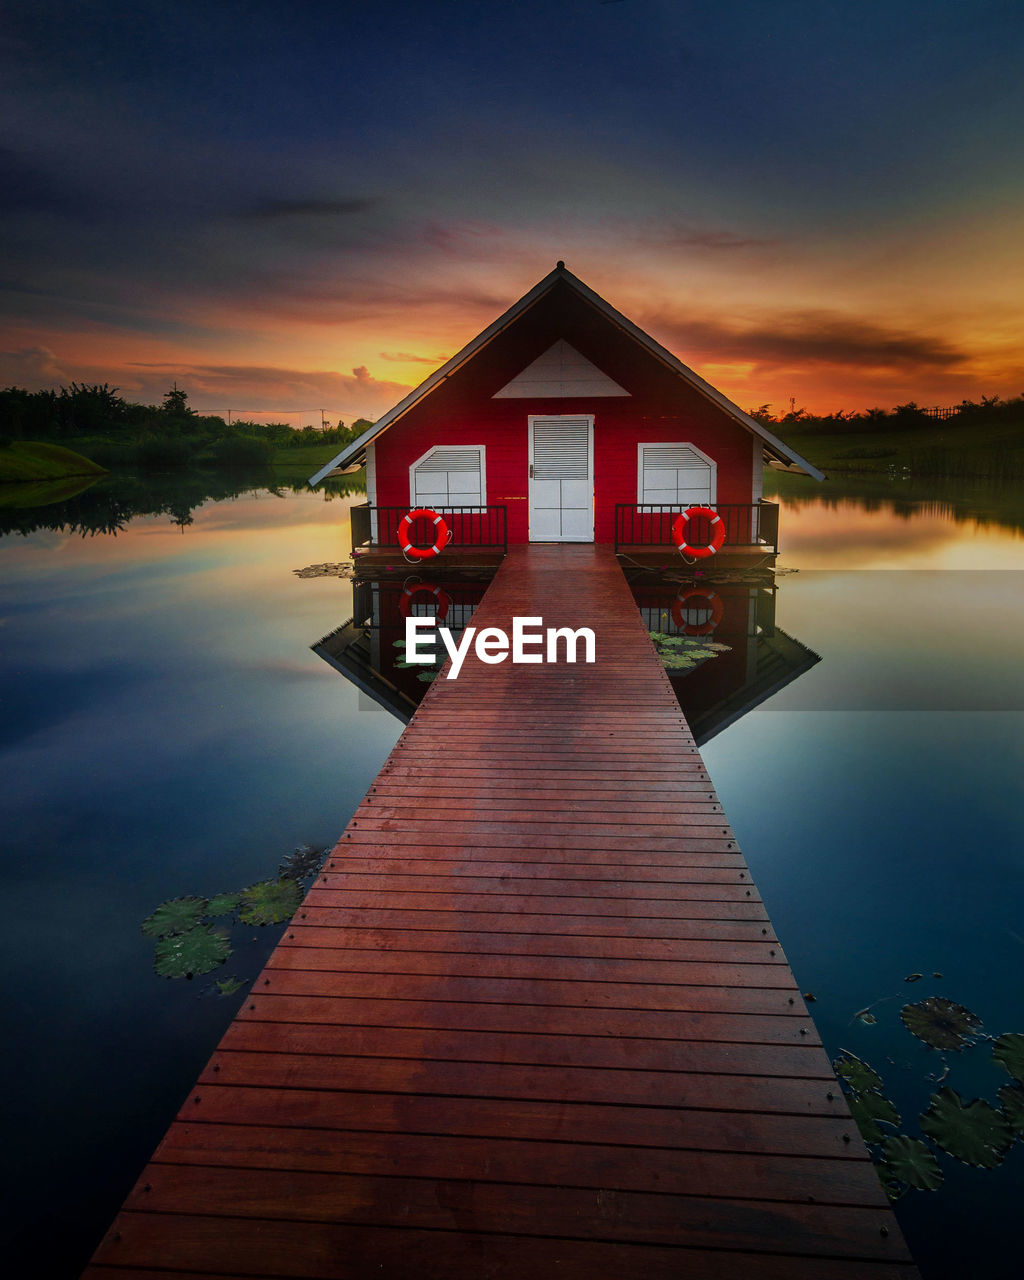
<box><xmin>2</xmin><ymin>0</ymin><xmax>1022</xmax><ymax>417</ymax></box>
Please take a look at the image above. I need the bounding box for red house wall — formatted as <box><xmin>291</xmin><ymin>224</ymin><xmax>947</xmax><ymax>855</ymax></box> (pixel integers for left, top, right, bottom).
<box><xmin>371</xmin><ymin>282</ymin><xmax>755</xmax><ymax>545</ymax></box>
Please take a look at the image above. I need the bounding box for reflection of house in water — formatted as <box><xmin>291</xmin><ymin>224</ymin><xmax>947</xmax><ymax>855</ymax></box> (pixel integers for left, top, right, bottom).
<box><xmin>314</xmin><ymin>569</ymin><xmax>819</xmax><ymax>741</ymax></box>
<box><xmin>627</xmin><ymin>572</ymin><xmax>819</xmax><ymax>745</ymax></box>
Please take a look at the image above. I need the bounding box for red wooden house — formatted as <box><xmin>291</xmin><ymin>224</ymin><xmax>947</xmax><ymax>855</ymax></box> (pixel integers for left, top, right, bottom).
<box><xmin>310</xmin><ymin>263</ymin><xmax>822</xmax><ymax>560</ymax></box>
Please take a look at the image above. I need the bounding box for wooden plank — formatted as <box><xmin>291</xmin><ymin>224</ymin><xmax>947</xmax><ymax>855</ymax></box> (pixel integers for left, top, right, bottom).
<box><xmin>265</xmin><ymin>946</ymin><xmax>797</xmax><ymax>989</ymax></box>
<box><xmin>290</xmin><ymin>907</ymin><xmax>780</xmax><ymax>941</ymax></box>
<box><xmin>329</xmin><ymin>851</ymin><xmax>749</xmax><ymax>871</ymax></box>
<box><xmin>312</xmin><ymin>872</ymin><xmax>757</xmax><ymax>899</ymax></box>
<box><xmin>301</xmin><ymin>888</ymin><xmax>768</xmax><ymax>918</ymax></box>
<box><xmin>149</xmin><ymin>1119</ymin><xmax>888</xmax><ymax>1205</ymax></box>
<box><xmin>252</xmin><ymin>969</ymin><xmax>799</xmax><ymax>1015</ymax></box>
<box><xmin>86</xmin><ymin>1221</ymin><xmax>918</xmax><ymax>1280</ymax></box>
<box><xmin>174</xmin><ymin>1085</ymin><xmax>861</xmax><ymax>1158</ymax></box>
<box><xmin>275</xmin><ymin>924</ymin><xmax>789</xmax><ymax>962</ymax></box>
<box><xmin>237</xmin><ymin>995</ymin><xmax>820</xmax><ymax>1045</ymax></box>
<box><xmin>119</xmin><ymin>1166</ymin><xmax>909</xmax><ymax>1260</ymax></box>
<box><xmin>197</xmin><ymin>1051</ymin><xmax>839</xmax><ymax>1114</ymax></box>
<box><xmin>217</xmin><ymin>1021</ymin><xmax>830</xmax><ymax>1076</ymax></box>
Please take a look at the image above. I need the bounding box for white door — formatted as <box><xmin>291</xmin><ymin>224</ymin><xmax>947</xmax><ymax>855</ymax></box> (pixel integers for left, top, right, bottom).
<box><xmin>528</xmin><ymin>416</ymin><xmax>594</xmax><ymax>542</ymax></box>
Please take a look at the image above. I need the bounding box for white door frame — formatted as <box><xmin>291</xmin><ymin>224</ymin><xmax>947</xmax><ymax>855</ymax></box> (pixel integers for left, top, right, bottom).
<box><xmin>528</xmin><ymin>414</ymin><xmax>595</xmax><ymax>542</ymax></box>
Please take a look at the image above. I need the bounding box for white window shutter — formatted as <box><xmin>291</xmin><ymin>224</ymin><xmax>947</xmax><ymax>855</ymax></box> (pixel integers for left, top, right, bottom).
<box><xmin>638</xmin><ymin>443</ymin><xmax>716</xmax><ymax>505</ymax></box>
<box><xmin>411</xmin><ymin>447</ymin><xmax>484</xmax><ymax>507</ymax></box>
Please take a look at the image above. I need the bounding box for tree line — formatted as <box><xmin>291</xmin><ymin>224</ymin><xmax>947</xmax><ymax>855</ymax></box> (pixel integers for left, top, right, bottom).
<box><xmin>747</xmin><ymin>393</ymin><xmax>1024</xmax><ymax>434</ymax></box>
<box><xmin>0</xmin><ymin>384</ymin><xmax>372</xmax><ymax>470</ymax></box>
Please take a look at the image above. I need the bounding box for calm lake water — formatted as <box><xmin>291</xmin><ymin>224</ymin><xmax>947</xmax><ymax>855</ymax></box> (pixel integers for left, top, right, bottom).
<box><xmin>2</xmin><ymin>469</ymin><xmax>1023</xmax><ymax>1277</ymax></box>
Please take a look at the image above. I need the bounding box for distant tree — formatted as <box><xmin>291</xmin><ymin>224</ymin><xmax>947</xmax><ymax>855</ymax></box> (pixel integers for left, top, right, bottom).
<box><xmin>57</xmin><ymin>383</ymin><xmax>130</xmax><ymax>436</ymax></box>
<box><xmin>162</xmin><ymin>386</ymin><xmax>193</xmax><ymax>417</ymax></box>
<box><xmin>747</xmin><ymin>404</ymin><xmax>775</xmax><ymax>425</ymax></box>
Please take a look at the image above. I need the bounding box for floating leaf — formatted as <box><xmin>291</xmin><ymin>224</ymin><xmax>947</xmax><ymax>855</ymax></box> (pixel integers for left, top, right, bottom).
<box><xmin>904</xmin><ymin>973</ymin><xmax>923</xmax><ymax>983</ymax></box>
<box><xmin>900</xmin><ymin>997</ymin><xmax>982</xmax><ymax>1051</ymax></box>
<box><xmin>992</xmin><ymin>1033</ymin><xmax>1024</xmax><ymax>1082</ymax></box>
<box><xmin>238</xmin><ymin>877</ymin><xmax>304</xmax><ymax>925</ymax></box>
<box><xmin>141</xmin><ymin>896</ymin><xmax>208</xmax><ymax>938</ymax></box>
<box><xmin>833</xmin><ymin>1051</ymin><xmax>883</xmax><ymax>1094</ymax></box>
<box><xmin>154</xmin><ymin>925</ymin><xmax>230</xmax><ymax>979</ymax></box>
<box><xmin>279</xmin><ymin>844</ymin><xmax>327</xmax><ymax>880</ymax></box>
<box><xmin>920</xmin><ymin>1087</ymin><xmax>1012</xmax><ymax>1168</ymax></box>
<box><xmin>878</xmin><ymin>1135</ymin><xmax>944</xmax><ymax>1192</ymax></box>
<box><xmin>205</xmin><ymin>892</ymin><xmax>241</xmax><ymax>917</ymax></box>
<box><xmin>997</xmin><ymin>1084</ymin><xmax>1024</xmax><ymax>1136</ymax></box>
<box><xmin>847</xmin><ymin>1090</ymin><xmax>900</xmax><ymax>1144</ymax></box>
<box><xmin>855</xmin><ymin>1007</ymin><xmax>878</xmax><ymax>1026</ymax></box>
<box><xmin>215</xmin><ymin>976</ymin><xmax>244</xmax><ymax>997</ymax></box>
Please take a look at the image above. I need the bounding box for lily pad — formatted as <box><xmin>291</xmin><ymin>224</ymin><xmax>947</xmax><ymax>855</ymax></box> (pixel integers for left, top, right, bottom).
<box><xmin>997</xmin><ymin>1084</ymin><xmax>1024</xmax><ymax>1136</ymax></box>
<box><xmin>900</xmin><ymin>997</ymin><xmax>983</xmax><ymax>1051</ymax></box>
<box><xmin>215</xmin><ymin>976</ymin><xmax>245</xmax><ymax>997</ymax></box>
<box><xmin>205</xmin><ymin>892</ymin><xmax>241</xmax><ymax>917</ymax></box>
<box><xmin>847</xmin><ymin>1090</ymin><xmax>900</xmax><ymax>1144</ymax></box>
<box><xmin>154</xmin><ymin>925</ymin><xmax>230</xmax><ymax>979</ymax></box>
<box><xmin>878</xmin><ymin>1135</ymin><xmax>944</xmax><ymax>1192</ymax></box>
<box><xmin>992</xmin><ymin>1032</ymin><xmax>1024</xmax><ymax>1082</ymax></box>
<box><xmin>238</xmin><ymin>877</ymin><xmax>304</xmax><ymax>925</ymax></box>
<box><xmin>833</xmin><ymin>1050</ymin><xmax>883</xmax><ymax>1094</ymax></box>
<box><xmin>920</xmin><ymin>1087</ymin><xmax>1012</xmax><ymax>1168</ymax></box>
<box><xmin>279</xmin><ymin>844</ymin><xmax>327</xmax><ymax>880</ymax></box>
<box><xmin>141</xmin><ymin>896</ymin><xmax>208</xmax><ymax>938</ymax></box>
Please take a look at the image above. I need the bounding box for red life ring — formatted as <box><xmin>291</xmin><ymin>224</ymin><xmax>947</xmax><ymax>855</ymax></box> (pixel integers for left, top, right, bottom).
<box><xmin>672</xmin><ymin>506</ymin><xmax>726</xmax><ymax>559</ymax></box>
<box><xmin>398</xmin><ymin>508</ymin><xmax>450</xmax><ymax>560</ymax></box>
<box><xmin>399</xmin><ymin>583</ymin><xmax>450</xmax><ymax>622</ymax></box>
<box><xmin>671</xmin><ymin>587</ymin><xmax>724</xmax><ymax>635</ymax></box>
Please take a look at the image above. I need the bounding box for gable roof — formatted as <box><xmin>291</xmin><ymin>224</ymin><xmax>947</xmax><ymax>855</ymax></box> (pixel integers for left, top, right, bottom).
<box><xmin>309</xmin><ymin>263</ymin><xmax>825</xmax><ymax>485</ymax></box>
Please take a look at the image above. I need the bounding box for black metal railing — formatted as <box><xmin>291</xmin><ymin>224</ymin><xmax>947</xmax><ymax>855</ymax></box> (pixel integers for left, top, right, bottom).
<box><xmin>351</xmin><ymin>504</ymin><xmax>508</xmax><ymax>553</ymax></box>
<box><xmin>614</xmin><ymin>502</ymin><xmax>778</xmax><ymax>554</ymax></box>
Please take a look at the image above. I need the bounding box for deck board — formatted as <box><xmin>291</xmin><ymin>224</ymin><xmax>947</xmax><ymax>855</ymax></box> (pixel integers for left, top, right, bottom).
<box><xmin>86</xmin><ymin>544</ymin><xmax>916</xmax><ymax>1278</ymax></box>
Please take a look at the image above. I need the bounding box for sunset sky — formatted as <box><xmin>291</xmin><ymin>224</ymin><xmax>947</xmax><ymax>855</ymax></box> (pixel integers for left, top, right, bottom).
<box><xmin>2</xmin><ymin>0</ymin><xmax>1022</xmax><ymax>422</ymax></box>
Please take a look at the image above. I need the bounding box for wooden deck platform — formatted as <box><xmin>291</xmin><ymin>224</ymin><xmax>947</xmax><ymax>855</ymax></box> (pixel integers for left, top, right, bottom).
<box><xmin>85</xmin><ymin>544</ymin><xmax>917</xmax><ymax>1279</ymax></box>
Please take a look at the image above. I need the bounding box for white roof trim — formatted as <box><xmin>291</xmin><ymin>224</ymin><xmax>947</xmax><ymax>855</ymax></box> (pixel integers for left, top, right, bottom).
<box><xmin>308</xmin><ymin>264</ymin><xmax>824</xmax><ymax>486</ymax></box>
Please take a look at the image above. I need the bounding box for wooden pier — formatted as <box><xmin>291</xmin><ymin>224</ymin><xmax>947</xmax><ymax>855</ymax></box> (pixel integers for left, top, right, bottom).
<box><xmin>86</xmin><ymin>545</ymin><xmax>916</xmax><ymax>1279</ymax></box>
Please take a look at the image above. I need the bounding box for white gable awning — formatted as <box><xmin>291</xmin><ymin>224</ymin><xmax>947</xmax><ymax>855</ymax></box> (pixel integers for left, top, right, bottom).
<box><xmin>493</xmin><ymin>339</ymin><xmax>629</xmax><ymax>399</ymax></box>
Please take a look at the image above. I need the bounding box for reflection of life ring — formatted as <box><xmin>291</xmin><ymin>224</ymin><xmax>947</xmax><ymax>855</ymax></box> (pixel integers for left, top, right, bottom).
<box><xmin>671</xmin><ymin>588</ymin><xmax>724</xmax><ymax>635</ymax></box>
<box><xmin>672</xmin><ymin>506</ymin><xmax>726</xmax><ymax>559</ymax></box>
<box><xmin>398</xmin><ymin>508</ymin><xmax>450</xmax><ymax>560</ymax></box>
<box><xmin>399</xmin><ymin>583</ymin><xmax>450</xmax><ymax>622</ymax></box>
